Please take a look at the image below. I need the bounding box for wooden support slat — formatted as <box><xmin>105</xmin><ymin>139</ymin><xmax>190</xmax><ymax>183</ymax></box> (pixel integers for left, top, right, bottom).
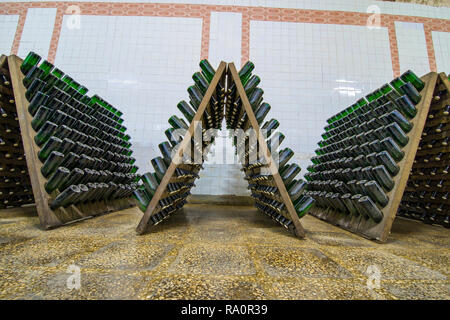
<box><xmin>227</xmin><ymin>62</ymin><xmax>306</xmax><ymax>238</ymax></box>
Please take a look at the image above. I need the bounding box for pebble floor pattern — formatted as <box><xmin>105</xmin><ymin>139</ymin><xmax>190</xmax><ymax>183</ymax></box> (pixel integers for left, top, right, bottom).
<box><xmin>0</xmin><ymin>203</ymin><xmax>448</xmax><ymax>299</ymax></box>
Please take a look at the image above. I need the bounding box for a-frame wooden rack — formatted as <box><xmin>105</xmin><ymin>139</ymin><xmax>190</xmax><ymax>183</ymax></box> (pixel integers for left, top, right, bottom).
<box><xmin>7</xmin><ymin>54</ymin><xmax>134</xmax><ymax>229</ymax></box>
<box><xmin>308</xmin><ymin>72</ymin><xmax>440</xmax><ymax>242</ymax></box>
<box><xmin>137</xmin><ymin>62</ymin><xmax>306</xmax><ymax>238</ymax></box>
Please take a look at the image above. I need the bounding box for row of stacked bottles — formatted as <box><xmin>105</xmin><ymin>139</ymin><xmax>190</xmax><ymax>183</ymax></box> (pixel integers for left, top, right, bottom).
<box><xmin>226</xmin><ymin>62</ymin><xmax>315</xmax><ymax>234</ymax></box>
<box><xmin>132</xmin><ymin>59</ymin><xmax>224</xmax><ymax>225</ymax></box>
<box><xmin>305</xmin><ymin>70</ymin><xmax>425</xmax><ymax>224</ymax></box>
<box><xmin>20</xmin><ymin>52</ymin><xmax>137</xmax><ymax>210</ymax></box>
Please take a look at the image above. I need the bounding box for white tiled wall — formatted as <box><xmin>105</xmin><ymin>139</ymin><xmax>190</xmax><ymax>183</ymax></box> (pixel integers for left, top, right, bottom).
<box><xmin>193</xmin><ymin>11</ymin><xmax>248</xmax><ymax>195</ymax></box>
<box><xmin>208</xmin><ymin>12</ymin><xmax>242</xmax><ymax>70</ymax></box>
<box><xmin>395</xmin><ymin>22</ymin><xmax>430</xmax><ymax>76</ymax></box>
<box><xmin>0</xmin><ymin>15</ymin><xmax>19</xmax><ymax>55</ymax></box>
<box><xmin>17</xmin><ymin>8</ymin><xmax>57</xmax><ymax>60</ymax></box>
<box><xmin>2</xmin><ymin>0</ymin><xmax>450</xmax><ymax>20</ymax></box>
<box><xmin>432</xmin><ymin>31</ymin><xmax>450</xmax><ymax>73</ymax></box>
<box><xmin>249</xmin><ymin>21</ymin><xmax>393</xmax><ymax>177</ymax></box>
<box><xmin>2</xmin><ymin>1</ymin><xmax>448</xmax><ymax>197</ymax></box>
<box><xmin>55</xmin><ymin>15</ymin><xmax>203</xmax><ymax>176</ymax></box>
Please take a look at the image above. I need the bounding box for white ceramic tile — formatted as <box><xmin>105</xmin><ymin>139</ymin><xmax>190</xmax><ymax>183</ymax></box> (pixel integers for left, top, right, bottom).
<box><xmin>17</xmin><ymin>8</ymin><xmax>57</xmax><ymax>59</ymax></box>
<box><xmin>193</xmin><ymin>11</ymin><xmax>247</xmax><ymax>195</ymax></box>
<box><xmin>208</xmin><ymin>11</ymin><xmax>242</xmax><ymax>69</ymax></box>
<box><xmin>395</xmin><ymin>22</ymin><xmax>430</xmax><ymax>76</ymax></box>
<box><xmin>432</xmin><ymin>31</ymin><xmax>450</xmax><ymax>73</ymax></box>
<box><xmin>0</xmin><ymin>15</ymin><xmax>19</xmax><ymax>55</ymax></box>
<box><xmin>250</xmin><ymin>21</ymin><xmax>393</xmax><ymax>178</ymax></box>
<box><xmin>55</xmin><ymin>15</ymin><xmax>203</xmax><ymax>176</ymax></box>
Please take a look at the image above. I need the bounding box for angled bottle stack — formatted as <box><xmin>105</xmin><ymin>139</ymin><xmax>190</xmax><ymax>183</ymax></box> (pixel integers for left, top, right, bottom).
<box><xmin>7</xmin><ymin>52</ymin><xmax>137</xmax><ymax>229</ymax></box>
<box><xmin>136</xmin><ymin>61</ymin><xmax>310</xmax><ymax>238</ymax></box>
<box><xmin>305</xmin><ymin>70</ymin><xmax>438</xmax><ymax>241</ymax></box>
<box><xmin>134</xmin><ymin>59</ymin><xmax>223</xmax><ymax>228</ymax></box>
<box><xmin>135</xmin><ymin>60</ymin><xmax>225</xmax><ymax>232</ymax></box>
<box><xmin>227</xmin><ymin>62</ymin><xmax>313</xmax><ymax>238</ymax></box>
<box><xmin>398</xmin><ymin>73</ymin><xmax>449</xmax><ymax>228</ymax></box>
<box><xmin>0</xmin><ymin>55</ymin><xmax>34</xmax><ymax>208</ymax></box>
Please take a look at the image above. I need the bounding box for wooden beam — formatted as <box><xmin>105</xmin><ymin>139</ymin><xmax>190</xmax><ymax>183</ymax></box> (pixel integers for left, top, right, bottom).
<box><xmin>227</xmin><ymin>62</ymin><xmax>306</xmax><ymax>238</ymax></box>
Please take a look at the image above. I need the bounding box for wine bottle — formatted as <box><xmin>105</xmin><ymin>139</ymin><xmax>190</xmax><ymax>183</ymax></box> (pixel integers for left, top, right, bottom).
<box><xmin>49</xmin><ymin>185</ymin><xmax>81</xmax><ymax>209</ymax></box>
<box><xmin>199</xmin><ymin>59</ymin><xmax>215</xmax><ymax>83</ymax></box>
<box><xmin>45</xmin><ymin>166</ymin><xmax>70</xmax><ymax>193</ymax></box>
<box><xmin>41</xmin><ymin>150</ymin><xmax>65</xmax><ymax>178</ymax></box>
<box><xmin>20</xmin><ymin>52</ymin><xmax>41</xmax><ymax>75</ymax></box>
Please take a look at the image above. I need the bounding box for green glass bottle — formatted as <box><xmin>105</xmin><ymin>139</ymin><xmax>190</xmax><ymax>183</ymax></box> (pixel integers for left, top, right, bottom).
<box><xmin>288</xmin><ymin>180</ymin><xmax>307</xmax><ymax>203</ymax></box>
<box><xmin>159</xmin><ymin>141</ymin><xmax>173</xmax><ymax>163</ymax></box>
<box><xmin>400</xmin><ymin>70</ymin><xmax>424</xmax><ymax>91</ymax></box>
<box><xmin>244</xmin><ymin>75</ymin><xmax>261</xmax><ymax>95</ymax></box>
<box><xmin>141</xmin><ymin>172</ymin><xmax>159</xmax><ymax>197</ymax></box>
<box><xmin>376</xmin><ymin>151</ymin><xmax>399</xmax><ymax>176</ymax></box>
<box><xmin>364</xmin><ymin>180</ymin><xmax>388</xmax><ymax>207</ymax></box>
<box><xmin>41</xmin><ymin>150</ymin><xmax>65</xmax><ymax>177</ymax></box>
<box><xmin>28</xmin><ymin>91</ymin><xmax>49</xmax><ymax>116</ymax></box>
<box><xmin>34</xmin><ymin>121</ymin><xmax>58</xmax><ymax>146</ymax></box>
<box><xmin>281</xmin><ymin>163</ymin><xmax>301</xmax><ymax>185</ymax></box>
<box><xmin>295</xmin><ymin>196</ymin><xmax>315</xmax><ymax>218</ymax></box>
<box><xmin>395</xmin><ymin>95</ymin><xmax>417</xmax><ymax>119</ymax></box>
<box><xmin>61</xmin><ymin>167</ymin><xmax>84</xmax><ymax>190</ymax></box>
<box><xmin>38</xmin><ymin>136</ymin><xmax>63</xmax><ymax>162</ymax></box>
<box><xmin>165</xmin><ymin>128</ymin><xmax>182</xmax><ymax>147</ymax></box>
<box><xmin>151</xmin><ymin>157</ymin><xmax>168</xmax><ymax>183</ymax></box>
<box><xmin>25</xmin><ymin>78</ymin><xmax>46</xmax><ymax>101</ymax></box>
<box><xmin>239</xmin><ymin>61</ymin><xmax>255</xmax><ymax>86</ymax></box>
<box><xmin>278</xmin><ymin>148</ymin><xmax>294</xmax><ymax>168</ymax></box>
<box><xmin>44</xmin><ymin>166</ymin><xmax>70</xmax><ymax>193</ymax></box>
<box><xmin>254</xmin><ymin>102</ymin><xmax>270</xmax><ymax>124</ymax></box>
<box><xmin>358</xmin><ymin>196</ymin><xmax>383</xmax><ymax>223</ymax></box>
<box><xmin>38</xmin><ymin>60</ymin><xmax>54</xmax><ymax>78</ymax></box>
<box><xmin>23</xmin><ymin>66</ymin><xmax>44</xmax><ymax>88</ymax></box>
<box><xmin>385</xmin><ymin>122</ymin><xmax>408</xmax><ymax>147</ymax></box>
<box><xmin>177</xmin><ymin>100</ymin><xmax>196</xmax><ymax>123</ymax></box>
<box><xmin>400</xmin><ymin>82</ymin><xmax>421</xmax><ymax>104</ymax></box>
<box><xmin>248</xmin><ymin>88</ymin><xmax>264</xmax><ymax>110</ymax></box>
<box><xmin>133</xmin><ymin>188</ymin><xmax>151</xmax><ymax>212</ymax></box>
<box><xmin>199</xmin><ymin>59</ymin><xmax>215</xmax><ymax>83</ymax></box>
<box><xmin>31</xmin><ymin>106</ymin><xmax>52</xmax><ymax>131</ymax></box>
<box><xmin>20</xmin><ymin>52</ymin><xmax>41</xmax><ymax>74</ymax></box>
<box><xmin>187</xmin><ymin>85</ymin><xmax>203</xmax><ymax>109</ymax></box>
<box><xmin>49</xmin><ymin>184</ymin><xmax>81</xmax><ymax>210</ymax></box>
<box><xmin>381</xmin><ymin>137</ymin><xmax>404</xmax><ymax>162</ymax></box>
<box><xmin>267</xmin><ymin>132</ymin><xmax>285</xmax><ymax>152</ymax></box>
<box><xmin>390</xmin><ymin>77</ymin><xmax>406</xmax><ymax>94</ymax></box>
<box><xmin>51</xmin><ymin>67</ymin><xmax>64</xmax><ymax>79</ymax></box>
<box><xmin>372</xmin><ymin>165</ymin><xmax>395</xmax><ymax>191</ymax></box>
<box><xmin>261</xmin><ymin>119</ymin><xmax>280</xmax><ymax>136</ymax></box>
<box><xmin>192</xmin><ymin>72</ymin><xmax>209</xmax><ymax>95</ymax></box>
<box><xmin>386</xmin><ymin>110</ymin><xmax>413</xmax><ymax>133</ymax></box>
<box><xmin>169</xmin><ymin>115</ymin><xmax>189</xmax><ymax>130</ymax></box>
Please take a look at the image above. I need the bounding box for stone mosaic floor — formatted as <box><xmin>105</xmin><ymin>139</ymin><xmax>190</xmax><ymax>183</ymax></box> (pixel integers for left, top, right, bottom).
<box><xmin>0</xmin><ymin>203</ymin><xmax>448</xmax><ymax>299</ymax></box>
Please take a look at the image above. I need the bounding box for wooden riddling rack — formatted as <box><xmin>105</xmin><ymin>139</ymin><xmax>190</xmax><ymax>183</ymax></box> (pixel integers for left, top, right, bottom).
<box><xmin>398</xmin><ymin>72</ymin><xmax>449</xmax><ymax>228</ymax></box>
<box><xmin>0</xmin><ymin>54</ymin><xmax>34</xmax><ymax>209</ymax></box>
<box><xmin>306</xmin><ymin>71</ymin><xmax>438</xmax><ymax>242</ymax></box>
<box><xmin>137</xmin><ymin>62</ymin><xmax>308</xmax><ymax>238</ymax></box>
<box><xmin>8</xmin><ymin>54</ymin><xmax>135</xmax><ymax>229</ymax></box>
